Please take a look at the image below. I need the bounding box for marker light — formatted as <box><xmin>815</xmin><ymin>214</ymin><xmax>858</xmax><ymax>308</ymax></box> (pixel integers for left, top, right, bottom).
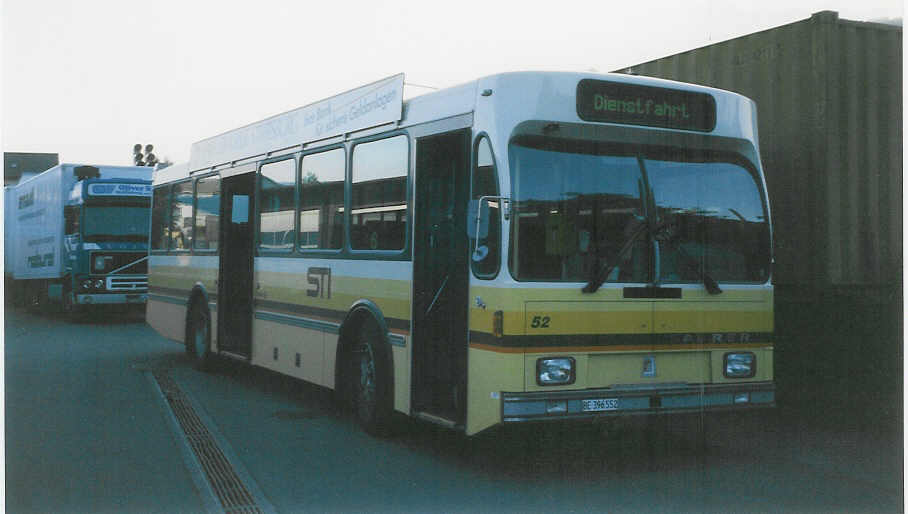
<box><xmin>724</xmin><ymin>352</ymin><xmax>756</xmax><ymax>378</ymax></box>
<box><xmin>493</xmin><ymin>310</ymin><xmax>503</xmax><ymax>338</ymax></box>
<box><xmin>537</xmin><ymin>357</ymin><xmax>575</xmax><ymax>386</ymax></box>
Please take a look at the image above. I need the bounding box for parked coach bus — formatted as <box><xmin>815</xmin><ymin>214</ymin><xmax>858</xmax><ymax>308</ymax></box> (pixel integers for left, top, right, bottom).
<box><xmin>147</xmin><ymin>72</ymin><xmax>774</xmax><ymax>436</ymax></box>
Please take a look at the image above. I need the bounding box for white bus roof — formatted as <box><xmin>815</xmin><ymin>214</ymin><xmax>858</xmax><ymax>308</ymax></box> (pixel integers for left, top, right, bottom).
<box><xmin>168</xmin><ymin>71</ymin><xmax>757</xmax><ymax>183</ymax></box>
<box><xmin>189</xmin><ymin>74</ymin><xmax>405</xmax><ymax>172</ymax></box>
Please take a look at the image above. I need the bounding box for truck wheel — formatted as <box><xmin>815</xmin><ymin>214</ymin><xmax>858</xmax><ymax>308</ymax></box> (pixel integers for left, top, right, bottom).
<box><xmin>26</xmin><ymin>281</ymin><xmax>46</xmax><ymax>313</ymax></box>
<box><xmin>7</xmin><ymin>279</ymin><xmax>23</xmax><ymax>308</ymax></box>
<box><xmin>187</xmin><ymin>302</ymin><xmax>214</xmax><ymax>371</ymax></box>
<box><xmin>351</xmin><ymin>322</ymin><xmax>394</xmax><ymax>435</ymax></box>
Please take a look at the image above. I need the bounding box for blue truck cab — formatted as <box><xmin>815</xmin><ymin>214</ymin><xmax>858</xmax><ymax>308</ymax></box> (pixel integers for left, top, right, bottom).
<box><xmin>5</xmin><ymin>163</ymin><xmax>153</xmax><ymax>316</ymax></box>
<box><xmin>64</xmin><ymin>174</ymin><xmax>151</xmax><ymax>311</ymax></box>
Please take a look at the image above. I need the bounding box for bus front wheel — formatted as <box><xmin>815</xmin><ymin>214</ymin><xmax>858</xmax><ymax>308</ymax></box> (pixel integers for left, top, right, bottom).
<box><xmin>351</xmin><ymin>323</ymin><xmax>393</xmax><ymax>436</ymax></box>
<box><xmin>187</xmin><ymin>303</ymin><xmax>214</xmax><ymax>371</ymax></box>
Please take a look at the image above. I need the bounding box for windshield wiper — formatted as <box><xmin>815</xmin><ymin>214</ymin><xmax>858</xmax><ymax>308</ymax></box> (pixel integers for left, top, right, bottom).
<box><xmin>582</xmin><ymin>220</ymin><xmax>648</xmax><ymax>294</ymax></box>
<box><xmin>659</xmin><ymin>232</ymin><xmax>723</xmax><ymax>295</ymax></box>
<box><xmin>583</xmin><ymin>220</ymin><xmax>723</xmax><ymax>295</ymax></box>
<box><xmin>679</xmin><ymin>244</ymin><xmax>722</xmax><ymax>294</ymax></box>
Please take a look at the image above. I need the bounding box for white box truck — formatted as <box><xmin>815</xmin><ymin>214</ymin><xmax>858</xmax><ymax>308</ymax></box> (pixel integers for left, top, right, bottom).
<box><xmin>5</xmin><ymin>163</ymin><xmax>153</xmax><ymax>316</ymax></box>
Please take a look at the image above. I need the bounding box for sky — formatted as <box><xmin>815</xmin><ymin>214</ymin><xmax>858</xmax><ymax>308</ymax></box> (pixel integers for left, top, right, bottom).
<box><xmin>1</xmin><ymin>0</ymin><xmax>902</xmax><ymax>167</ymax></box>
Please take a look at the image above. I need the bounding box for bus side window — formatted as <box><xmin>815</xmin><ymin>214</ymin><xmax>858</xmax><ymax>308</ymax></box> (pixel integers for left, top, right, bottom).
<box><xmin>300</xmin><ymin>148</ymin><xmax>345</xmax><ymax>250</ymax></box>
<box><xmin>170</xmin><ymin>181</ymin><xmax>193</xmax><ymax>250</ymax></box>
<box><xmin>194</xmin><ymin>175</ymin><xmax>220</xmax><ymax>251</ymax></box>
<box><xmin>259</xmin><ymin>158</ymin><xmax>296</xmax><ymax>251</ymax></box>
<box><xmin>471</xmin><ymin>136</ymin><xmax>500</xmax><ymax>277</ymax></box>
<box><xmin>351</xmin><ymin>135</ymin><xmax>408</xmax><ymax>251</ymax></box>
<box><xmin>151</xmin><ymin>185</ymin><xmax>170</xmax><ymax>250</ymax></box>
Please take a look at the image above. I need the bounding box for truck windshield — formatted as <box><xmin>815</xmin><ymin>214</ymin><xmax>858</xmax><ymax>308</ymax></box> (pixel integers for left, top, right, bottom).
<box><xmin>83</xmin><ymin>205</ymin><xmax>150</xmax><ymax>242</ymax></box>
<box><xmin>507</xmin><ymin>136</ymin><xmax>770</xmax><ymax>284</ymax></box>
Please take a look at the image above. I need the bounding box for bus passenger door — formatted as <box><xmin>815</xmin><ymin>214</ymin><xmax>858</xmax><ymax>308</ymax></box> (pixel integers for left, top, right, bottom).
<box><xmin>412</xmin><ymin>129</ymin><xmax>470</xmax><ymax>425</ymax></box>
<box><xmin>217</xmin><ymin>172</ymin><xmax>256</xmax><ymax>359</ymax></box>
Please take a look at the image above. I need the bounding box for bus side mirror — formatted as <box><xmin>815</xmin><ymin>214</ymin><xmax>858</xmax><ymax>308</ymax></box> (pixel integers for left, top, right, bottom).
<box><xmin>467</xmin><ymin>199</ymin><xmax>490</xmax><ymax>239</ymax></box>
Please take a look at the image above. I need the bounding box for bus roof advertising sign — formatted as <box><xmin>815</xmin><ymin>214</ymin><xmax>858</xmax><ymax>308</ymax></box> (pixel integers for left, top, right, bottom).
<box><xmin>576</xmin><ymin>79</ymin><xmax>716</xmax><ymax>132</ymax></box>
<box><xmin>189</xmin><ymin>74</ymin><xmax>405</xmax><ymax>171</ymax></box>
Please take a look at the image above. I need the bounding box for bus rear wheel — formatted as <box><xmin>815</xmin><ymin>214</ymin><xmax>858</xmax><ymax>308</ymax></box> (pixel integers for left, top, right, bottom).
<box><xmin>351</xmin><ymin>323</ymin><xmax>393</xmax><ymax>435</ymax></box>
<box><xmin>187</xmin><ymin>302</ymin><xmax>214</xmax><ymax>371</ymax></box>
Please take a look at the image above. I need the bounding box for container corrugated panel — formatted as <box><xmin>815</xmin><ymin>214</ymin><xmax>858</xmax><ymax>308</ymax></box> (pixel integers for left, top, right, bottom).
<box><xmin>618</xmin><ymin>11</ymin><xmax>902</xmax><ymax>289</ymax></box>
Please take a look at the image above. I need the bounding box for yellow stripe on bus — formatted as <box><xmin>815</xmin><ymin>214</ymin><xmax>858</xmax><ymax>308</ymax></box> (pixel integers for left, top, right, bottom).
<box><xmin>468</xmin><ymin>342</ymin><xmax>773</xmax><ymax>354</ymax></box>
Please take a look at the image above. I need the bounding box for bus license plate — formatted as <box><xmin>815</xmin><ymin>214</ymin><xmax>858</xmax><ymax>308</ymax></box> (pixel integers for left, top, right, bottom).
<box><xmin>582</xmin><ymin>398</ymin><xmax>619</xmax><ymax>412</ymax></box>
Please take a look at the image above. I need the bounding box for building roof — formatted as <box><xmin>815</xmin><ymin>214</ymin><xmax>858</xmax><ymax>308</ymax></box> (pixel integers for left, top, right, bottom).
<box><xmin>4</xmin><ymin>152</ymin><xmax>59</xmax><ymax>185</ymax></box>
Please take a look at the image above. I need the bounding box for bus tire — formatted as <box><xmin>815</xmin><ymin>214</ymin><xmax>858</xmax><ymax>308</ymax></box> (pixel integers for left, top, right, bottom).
<box><xmin>186</xmin><ymin>301</ymin><xmax>214</xmax><ymax>371</ymax></box>
<box><xmin>351</xmin><ymin>322</ymin><xmax>394</xmax><ymax>436</ymax></box>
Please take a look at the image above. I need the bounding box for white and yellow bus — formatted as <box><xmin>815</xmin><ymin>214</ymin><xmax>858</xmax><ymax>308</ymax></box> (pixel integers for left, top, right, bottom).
<box><xmin>148</xmin><ymin>72</ymin><xmax>774</xmax><ymax>436</ymax></box>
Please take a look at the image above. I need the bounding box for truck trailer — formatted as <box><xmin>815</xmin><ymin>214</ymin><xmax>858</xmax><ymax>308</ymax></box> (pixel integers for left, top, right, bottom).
<box><xmin>5</xmin><ymin>163</ymin><xmax>153</xmax><ymax>316</ymax></box>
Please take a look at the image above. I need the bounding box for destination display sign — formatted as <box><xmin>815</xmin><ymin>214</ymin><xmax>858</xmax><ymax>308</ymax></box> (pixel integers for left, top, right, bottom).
<box><xmin>576</xmin><ymin>79</ymin><xmax>716</xmax><ymax>132</ymax></box>
<box><xmin>190</xmin><ymin>74</ymin><xmax>405</xmax><ymax>171</ymax></box>
<box><xmin>87</xmin><ymin>183</ymin><xmax>152</xmax><ymax>197</ymax></box>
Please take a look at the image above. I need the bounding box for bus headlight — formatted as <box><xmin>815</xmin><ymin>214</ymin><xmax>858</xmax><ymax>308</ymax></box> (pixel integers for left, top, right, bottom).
<box><xmin>536</xmin><ymin>357</ymin><xmax>575</xmax><ymax>386</ymax></box>
<box><xmin>724</xmin><ymin>352</ymin><xmax>756</xmax><ymax>378</ymax></box>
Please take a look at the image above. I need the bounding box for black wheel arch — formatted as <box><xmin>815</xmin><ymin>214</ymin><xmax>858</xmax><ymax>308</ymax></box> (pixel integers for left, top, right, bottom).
<box><xmin>335</xmin><ymin>299</ymin><xmax>395</xmax><ymax>398</ymax></box>
<box><xmin>184</xmin><ymin>282</ymin><xmax>212</xmax><ymax>345</ymax></box>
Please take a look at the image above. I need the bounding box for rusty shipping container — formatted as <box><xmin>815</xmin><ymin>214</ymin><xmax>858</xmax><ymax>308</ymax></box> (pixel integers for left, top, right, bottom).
<box><xmin>617</xmin><ymin>11</ymin><xmax>902</xmax><ymax>292</ymax></box>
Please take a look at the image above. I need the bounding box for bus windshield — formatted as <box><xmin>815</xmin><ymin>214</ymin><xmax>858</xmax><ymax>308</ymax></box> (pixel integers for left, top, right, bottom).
<box><xmin>508</xmin><ymin>136</ymin><xmax>770</xmax><ymax>284</ymax></box>
<box><xmin>83</xmin><ymin>205</ymin><xmax>151</xmax><ymax>242</ymax></box>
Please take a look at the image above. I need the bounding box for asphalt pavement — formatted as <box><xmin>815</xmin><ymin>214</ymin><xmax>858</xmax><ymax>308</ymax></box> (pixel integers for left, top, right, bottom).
<box><xmin>4</xmin><ymin>306</ymin><xmax>903</xmax><ymax>513</ymax></box>
<box><xmin>5</xmin><ymin>308</ymin><xmax>204</xmax><ymax>513</ymax></box>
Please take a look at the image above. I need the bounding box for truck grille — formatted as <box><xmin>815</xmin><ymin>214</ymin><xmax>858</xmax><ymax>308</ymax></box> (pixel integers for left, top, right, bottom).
<box><xmin>90</xmin><ymin>251</ymin><xmax>148</xmax><ymax>274</ymax></box>
<box><xmin>107</xmin><ymin>276</ymin><xmax>148</xmax><ymax>291</ymax></box>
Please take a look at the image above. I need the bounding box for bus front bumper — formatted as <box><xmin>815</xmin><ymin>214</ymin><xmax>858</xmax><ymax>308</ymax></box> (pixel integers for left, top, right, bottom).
<box><xmin>502</xmin><ymin>382</ymin><xmax>774</xmax><ymax>422</ymax></box>
<box><xmin>76</xmin><ymin>293</ymin><xmax>148</xmax><ymax>305</ymax></box>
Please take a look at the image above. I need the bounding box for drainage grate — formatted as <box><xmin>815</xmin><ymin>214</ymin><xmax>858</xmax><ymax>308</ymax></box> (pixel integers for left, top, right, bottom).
<box><xmin>152</xmin><ymin>370</ymin><xmax>265</xmax><ymax>514</ymax></box>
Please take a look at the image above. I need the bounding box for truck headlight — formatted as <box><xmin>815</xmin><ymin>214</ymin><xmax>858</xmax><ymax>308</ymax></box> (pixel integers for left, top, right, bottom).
<box><xmin>94</xmin><ymin>279</ymin><xmax>105</xmax><ymax>290</ymax></box>
<box><xmin>724</xmin><ymin>352</ymin><xmax>756</xmax><ymax>378</ymax></box>
<box><xmin>82</xmin><ymin>279</ymin><xmax>92</xmax><ymax>290</ymax></box>
<box><xmin>94</xmin><ymin>256</ymin><xmax>106</xmax><ymax>271</ymax></box>
<box><xmin>536</xmin><ymin>357</ymin><xmax>575</xmax><ymax>386</ymax></box>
